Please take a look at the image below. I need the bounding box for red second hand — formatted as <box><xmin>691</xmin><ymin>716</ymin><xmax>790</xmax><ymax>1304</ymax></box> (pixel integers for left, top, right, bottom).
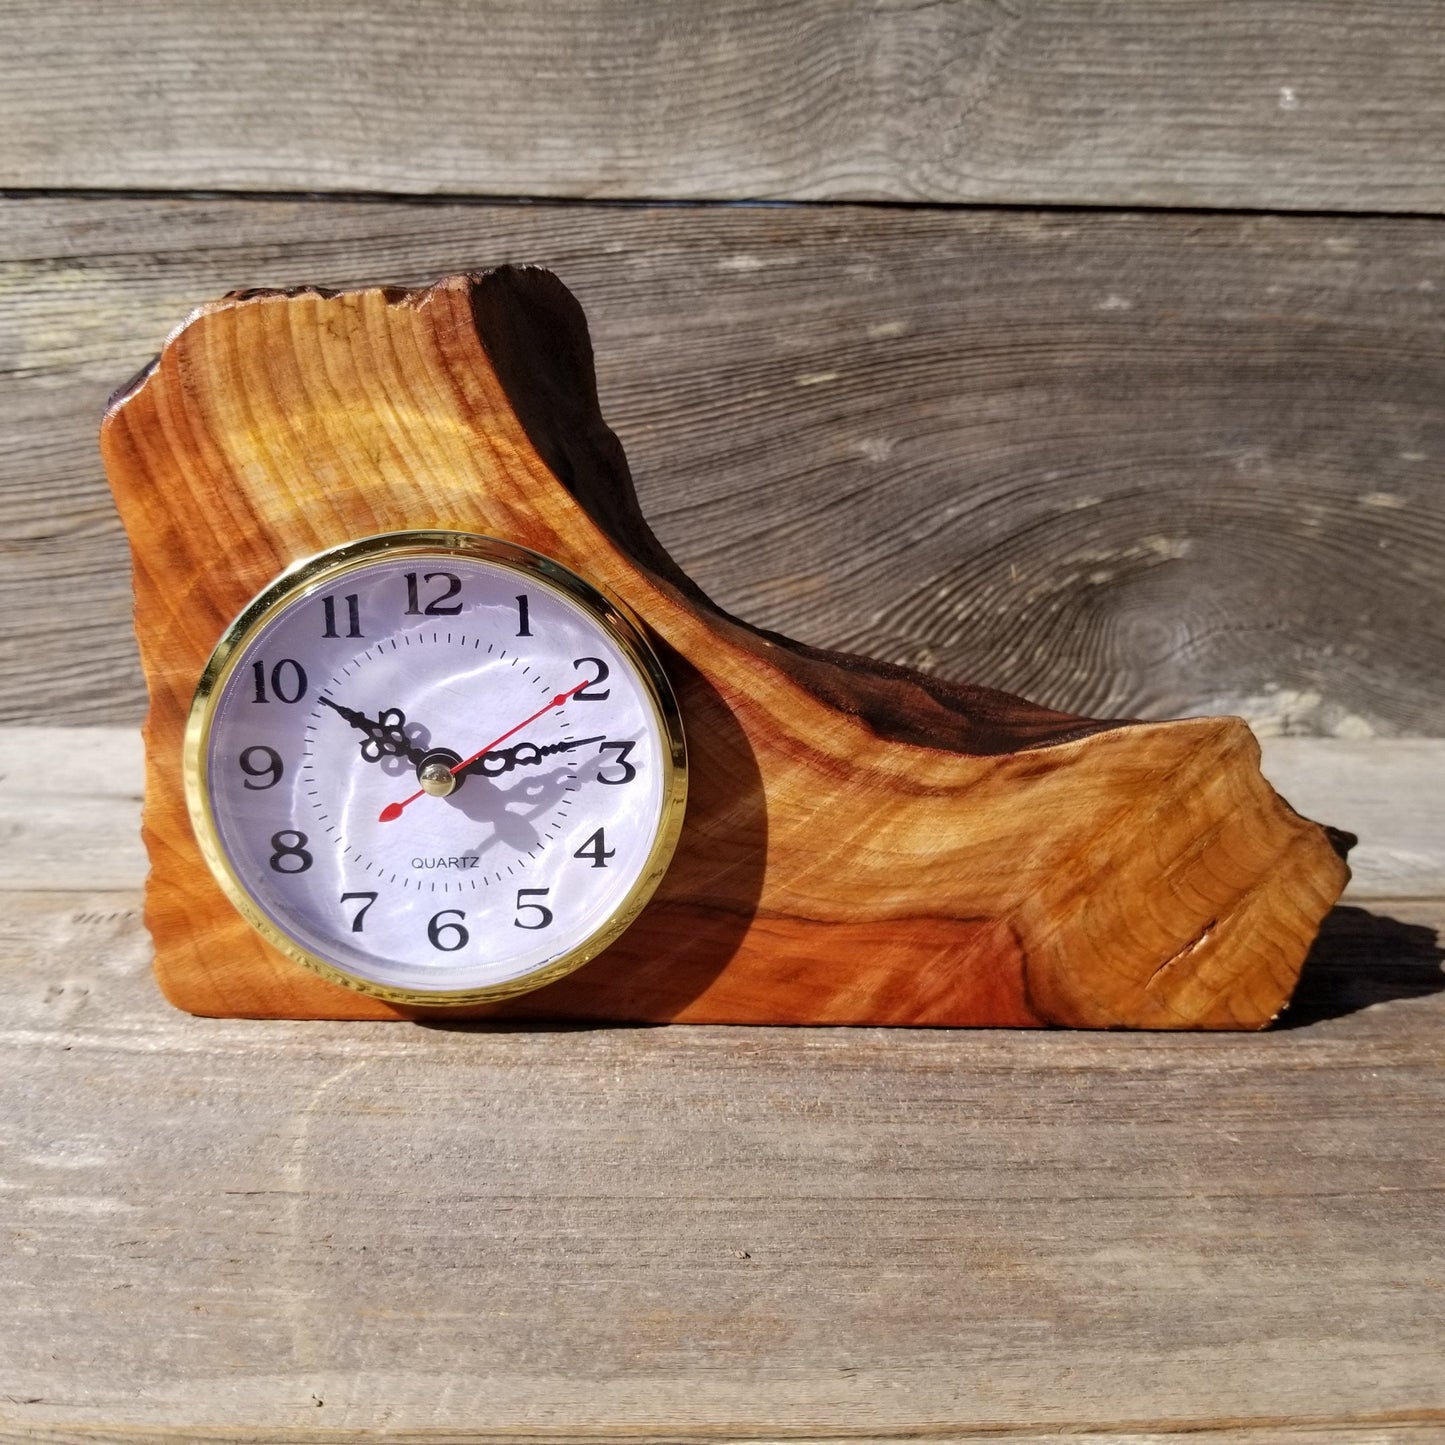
<box><xmin>378</xmin><ymin>679</ymin><xmax>589</xmax><ymax>823</ymax></box>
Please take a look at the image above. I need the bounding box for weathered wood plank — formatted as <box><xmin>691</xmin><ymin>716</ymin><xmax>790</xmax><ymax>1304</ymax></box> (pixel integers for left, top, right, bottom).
<box><xmin>1258</xmin><ymin>740</ymin><xmax>1445</xmax><ymax>901</ymax></box>
<box><xmin>2</xmin><ymin>1</ymin><xmax>1444</xmax><ymax>213</ymax></box>
<box><xmin>1</xmin><ymin>880</ymin><xmax>1442</xmax><ymax>1439</ymax></box>
<box><xmin>11</xmin><ymin>1432</ymin><xmax>1445</xmax><ymax>1445</ymax></box>
<box><xmin>4</xmin><ymin>1431</ymin><xmax>1444</xmax><ymax>1445</ymax></box>
<box><xmin>2</xmin><ymin>198</ymin><xmax>1444</xmax><ymax>733</ymax></box>
<box><xmin>5</xmin><ymin>1432</ymin><xmax>1445</xmax><ymax>1445</ymax></box>
<box><xmin>0</xmin><ymin>728</ymin><xmax>145</xmax><ymax>891</ymax></box>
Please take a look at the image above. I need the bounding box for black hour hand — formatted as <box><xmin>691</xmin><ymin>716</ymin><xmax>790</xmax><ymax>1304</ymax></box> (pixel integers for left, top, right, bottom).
<box><xmin>319</xmin><ymin>695</ymin><xmax>428</xmax><ymax>767</ymax></box>
<box><xmin>462</xmin><ymin>734</ymin><xmax>606</xmax><ymax>779</ymax></box>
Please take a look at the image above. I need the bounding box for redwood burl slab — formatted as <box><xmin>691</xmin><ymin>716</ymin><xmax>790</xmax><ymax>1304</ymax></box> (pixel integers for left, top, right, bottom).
<box><xmin>100</xmin><ymin>267</ymin><xmax>1351</xmax><ymax>1027</ymax></box>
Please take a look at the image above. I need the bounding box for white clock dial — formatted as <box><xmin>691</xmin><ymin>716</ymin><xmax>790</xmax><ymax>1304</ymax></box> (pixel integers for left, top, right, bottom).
<box><xmin>185</xmin><ymin>533</ymin><xmax>686</xmax><ymax>1004</ymax></box>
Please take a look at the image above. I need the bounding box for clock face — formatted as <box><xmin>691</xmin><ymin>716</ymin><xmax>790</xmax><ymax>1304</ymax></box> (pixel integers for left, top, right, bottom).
<box><xmin>185</xmin><ymin>532</ymin><xmax>686</xmax><ymax>1004</ymax></box>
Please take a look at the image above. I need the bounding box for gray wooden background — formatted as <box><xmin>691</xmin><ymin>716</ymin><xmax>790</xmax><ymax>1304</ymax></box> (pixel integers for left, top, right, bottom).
<box><xmin>3</xmin><ymin>1</ymin><xmax>1445</xmax><ymax>735</ymax></box>
<box><xmin>2</xmin><ymin>5</ymin><xmax>1443</xmax><ymax>1442</ymax></box>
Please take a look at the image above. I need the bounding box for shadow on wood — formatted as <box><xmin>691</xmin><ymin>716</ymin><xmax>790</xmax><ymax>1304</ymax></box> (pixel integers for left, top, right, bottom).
<box><xmin>1278</xmin><ymin>905</ymin><xmax>1445</xmax><ymax>1028</ymax></box>
<box><xmin>467</xmin><ymin>651</ymin><xmax>770</xmax><ymax>1021</ymax></box>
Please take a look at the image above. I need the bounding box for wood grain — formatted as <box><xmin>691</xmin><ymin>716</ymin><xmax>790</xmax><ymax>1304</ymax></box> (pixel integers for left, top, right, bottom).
<box><xmin>5</xmin><ymin>196</ymin><xmax>1445</xmax><ymax>734</ymax></box>
<box><xmin>3</xmin><ymin>1</ymin><xmax>1444</xmax><ymax>213</ymax></box>
<box><xmin>1</xmin><ymin>877</ymin><xmax>1441</xmax><ymax>1439</ymax></box>
<box><xmin>98</xmin><ymin>270</ymin><xmax>1347</xmax><ymax>1028</ymax></box>
<box><xmin>5</xmin><ymin>729</ymin><xmax>1435</xmax><ymax>902</ymax></box>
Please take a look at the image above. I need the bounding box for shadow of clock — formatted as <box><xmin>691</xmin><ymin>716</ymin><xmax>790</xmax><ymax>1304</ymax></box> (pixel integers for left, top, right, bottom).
<box><xmin>420</xmin><ymin>654</ymin><xmax>767</xmax><ymax>1028</ymax></box>
<box><xmin>448</xmin><ymin>764</ymin><xmax>577</xmax><ymax>861</ymax></box>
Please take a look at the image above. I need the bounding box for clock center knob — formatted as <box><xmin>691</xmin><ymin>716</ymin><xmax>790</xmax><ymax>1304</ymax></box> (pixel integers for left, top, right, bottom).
<box><xmin>416</xmin><ymin>747</ymin><xmax>464</xmax><ymax>799</ymax></box>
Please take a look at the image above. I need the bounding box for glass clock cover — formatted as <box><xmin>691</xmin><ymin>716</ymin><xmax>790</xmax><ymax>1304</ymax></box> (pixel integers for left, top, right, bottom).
<box><xmin>185</xmin><ymin>533</ymin><xmax>686</xmax><ymax>1004</ymax></box>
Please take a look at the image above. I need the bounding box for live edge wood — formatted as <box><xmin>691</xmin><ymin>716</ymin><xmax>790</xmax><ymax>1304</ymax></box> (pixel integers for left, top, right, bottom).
<box><xmin>99</xmin><ymin>269</ymin><xmax>1350</xmax><ymax>1028</ymax></box>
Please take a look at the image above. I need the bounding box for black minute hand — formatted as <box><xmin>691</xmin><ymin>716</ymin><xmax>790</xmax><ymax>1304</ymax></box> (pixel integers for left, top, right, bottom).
<box><xmin>462</xmin><ymin>735</ymin><xmax>607</xmax><ymax>779</ymax></box>
<box><xmin>318</xmin><ymin>695</ymin><xmax>428</xmax><ymax>767</ymax></box>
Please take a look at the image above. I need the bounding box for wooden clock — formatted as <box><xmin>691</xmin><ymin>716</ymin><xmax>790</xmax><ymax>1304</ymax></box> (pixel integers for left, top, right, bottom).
<box><xmin>99</xmin><ymin>266</ymin><xmax>1351</xmax><ymax>1028</ymax></box>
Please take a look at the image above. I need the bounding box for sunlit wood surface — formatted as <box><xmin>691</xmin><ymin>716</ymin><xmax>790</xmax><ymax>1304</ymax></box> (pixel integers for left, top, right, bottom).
<box><xmin>1</xmin><ymin>729</ymin><xmax>1442</xmax><ymax>1440</ymax></box>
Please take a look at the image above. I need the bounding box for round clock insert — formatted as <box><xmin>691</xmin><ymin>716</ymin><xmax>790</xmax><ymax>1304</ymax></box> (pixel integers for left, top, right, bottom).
<box><xmin>184</xmin><ymin>531</ymin><xmax>687</xmax><ymax>1004</ymax></box>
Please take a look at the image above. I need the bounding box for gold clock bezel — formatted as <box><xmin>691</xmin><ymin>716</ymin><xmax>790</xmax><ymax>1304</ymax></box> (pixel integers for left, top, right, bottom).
<box><xmin>183</xmin><ymin>530</ymin><xmax>688</xmax><ymax>1008</ymax></box>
